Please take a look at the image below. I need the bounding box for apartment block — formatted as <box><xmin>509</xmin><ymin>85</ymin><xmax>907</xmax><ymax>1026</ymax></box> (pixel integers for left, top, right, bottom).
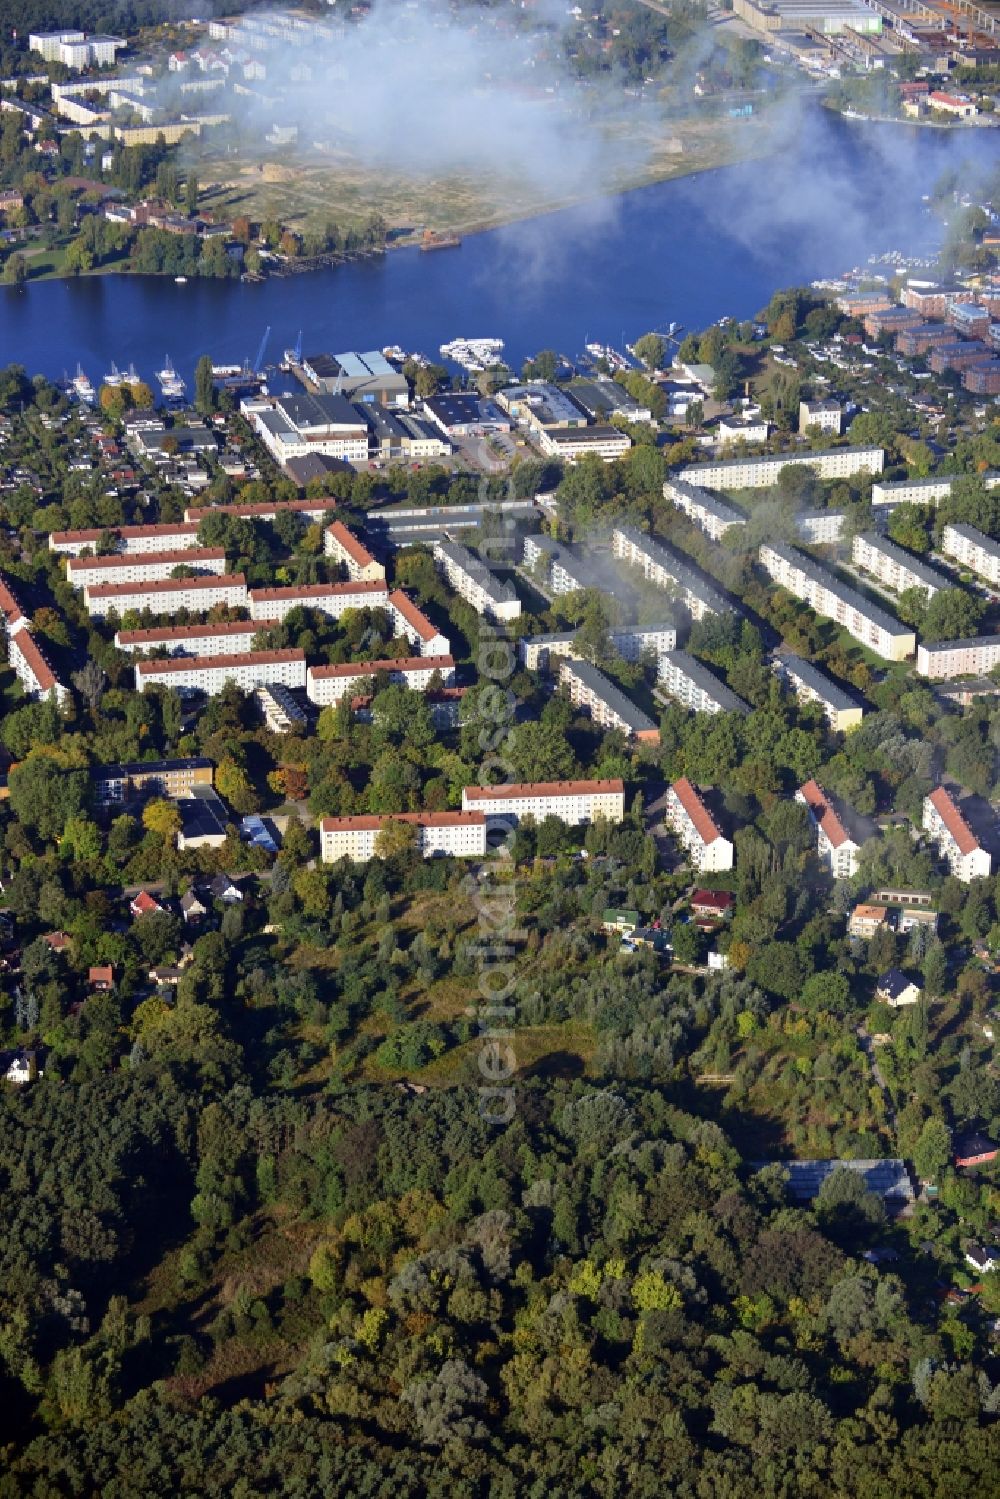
<box><xmin>134</xmin><ymin>649</ymin><xmax>307</xmax><ymax>697</ymax></box>
<box><xmin>9</xmin><ymin>629</ymin><xmax>68</xmax><ymax>706</ymax></box>
<box><xmin>941</xmin><ymin>523</ymin><xmax>1000</xmax><ymax>586</ymax></box>
<box><xmin>796</xmin><ymin>779</ymin><xmax>873</xmax><ymax>878</ymax></box>
<box><xmin>248</xmin><ymin>580</ymin><xmax>389</xmax><ymax>623</ymax></box>
<box><xmin>795</xmin><ymin>510</ymin><xmax>845</xmax><ymax>545</ymax></box>
<box><xmin>0</xmin><ymin>575</ymin><xmax>28</xmax><ymax>637</ymax></box>
<box><xmin>923</xmin><ymin>785</ymin><xmax>992</xmax><ymax>881</ymax></box>
<box><xmin>798</xmin><ymin>400</ymin><xmax>843</xmax><ymax>436</ymax></box>
<box><xmin>305</xmin><ymin>654</ymin><xmax>454</xmax><ymax>707</ymax></box>
<box><xmin>609</xmin><ymin>623</ymin><xmax>677</xmax><ymax>661</ymax></box>
<box><xmin>871</xmin><ymin>477</ymin><xmax>954</xmax><ymax>510</ymax></box>
<box><xmin>663</xmin><ymin>478</ymin><xmax>746</xmax><ymax>540</ymax></box>
<box><xmin>677</xmin><ymin>447</ymin><xmax>884</xmax><ymax>491</ymax></box>
<box><xmin>522</xmin><ymin>534</ymin><xmax>605</xmax><ymax>595</ymax></box>
<box><xmin>758</xmin><ymin>543</ymin><xmax>915</xmax><ymax>661</ymax></box>
<box><xmin>518</xmin><ymin>632</ymin><xmax>579</xmax><ymax>672</ymax></box>
<box><xmin>115</xmin><ymin>620</ymin><xmax>272</xmax><ymax>656</ymax></box>
<box><xmin>323</xmin><ymin>521</ymin><xmax>385</xmax><ymax>582</ymax></box>
<box><xmin>91</xmin><ymin>757</ymin><xmax>214</xmax><ymax>804</ymax></box>
<box><xmin>66</xmin><ymin>548</ymin><xmax>228</xmax><ymax>591</ymax></box>
<box><xmin>387</xmin><ymin>590</ymin><xmax>451</xmax><ymax>657</ymax></box>
<box><xmin>320</xmin><ymin>811</ymin><xmax>487</xmax><ymax>864</ymax></box>
<box><xmin>611</xmin><ymin>526</ymin><xmax>732</xmax><ymax>620</ymax></box>
<box><xmin>772</xmin><ymin>649</ymin><xmax>863</xmax><ymax>731</ymax></box>
<box><xmin>49</xmin><ymin>522</ymin><xmax>202</xmax><ymax>556</ymax></box>
<box><xmin>185</xmin><ymin>499</ymin><xmax>335</xmax><ymax>525</ymax></box>
<box><xmin>900</xmin><ymin>285</ymin><xmax>977</xmax><ymax>317</ymax></box>
<box><xmin>663</xmin><ymin>777</ymin><xmax>733</xmax><ymax>872</ymax></box>
<box><xmin>852</xmin><ymin>532</ymin><xmax>949</xmax><ymax>599</ymax></box>
<box><xmin>657</xmin><ymin>650</ymin><xmax>749</xmax><ymax>715</ymax></box>
<box><xmin>461</xmin><ymin>778</ymin><xmax>625</xmax><ymax>827</ymax></box>
<box><xmin>84</xmin><ymin>573</ymin><xmax>248</xmax><ymax>620</ymax></box>
<box><xmin>558</xmin><ymin>658</ymin><xmax>660</xmax><ymax>742</ymax></box>
<box><xmin>916</xmin><ymin>635</ymin><xmax>1000</xmax><ymax>679</ymax></box>
<box><xmin>434</xmin><ymin>541</ymin><xmax>521</xmax><ymax>623</ymax></box>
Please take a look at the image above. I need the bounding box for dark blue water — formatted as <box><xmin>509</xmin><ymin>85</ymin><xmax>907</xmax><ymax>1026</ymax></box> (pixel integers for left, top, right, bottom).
<box><xmin>1</xmin><ymin>109</ymin><xmax>995</xmax><ymax>386</ymax></box>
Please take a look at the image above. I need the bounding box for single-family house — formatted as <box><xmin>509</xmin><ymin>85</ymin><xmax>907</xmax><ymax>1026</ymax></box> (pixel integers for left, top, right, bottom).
<box><xmin>876</xmin><ymin>968</ymin><xmax>923</xmax><ymax>1009</ymax></box>
<box><xmin>130</xmin><ymin>889</ymin><xmax>164</xmax><ymax>919</ymax></box>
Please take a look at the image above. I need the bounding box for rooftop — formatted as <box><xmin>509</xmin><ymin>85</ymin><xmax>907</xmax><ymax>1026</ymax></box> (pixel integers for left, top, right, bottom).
<box><xmin>560</xmin><ymin>657</ymin><xmax>659</xmax><ymax>735</ymax></box>
<box><xmin>761</xmin><ymin>542</ymin><xmax>912</xmax><ymax>640</ymax></box>
<box><xmin>464</xmin><ymin>778</ymin><xmax>625</xmax><ymax>801</ymax></box>
<box><xmin>927</xmin><ymin>785</ymin><xmax>980</xmax><ymax>856</ymax></box>
<box><xmin>85</xmin><ymin>572</ymin><xmax>246</xmax><ymax>600</ymax></box>
<box><xmin>670</xmin><ymin>777</ymin><xmax>725</xmax><ymax>845</ymax></box>
<box><xmin>774</xmin><ymin>649</ymin><xmax>861</xmax><ymax>713</ymax></box>
<box><xmin>135</xmin><ymin>649</ymin><xmax>305</xmax><ymax>675</ymax></box>
<box><xmin>308</xmin><ymin>654</ymin><xmax>452</xmax><ymax>678</ymax></box>
<box><xmin>321</xmin><ymin>811</ymin><xmax>485</xmax><ymax>831</ymax></box>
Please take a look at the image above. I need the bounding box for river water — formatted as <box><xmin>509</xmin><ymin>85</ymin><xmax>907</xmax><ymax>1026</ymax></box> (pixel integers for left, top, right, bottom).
<box><xmin>1</xmin><ymin>109</ymin><xmax>995</xmax><ymax>387</ymax></box>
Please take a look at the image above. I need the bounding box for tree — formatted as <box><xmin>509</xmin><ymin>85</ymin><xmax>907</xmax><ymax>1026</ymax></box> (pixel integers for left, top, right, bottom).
<box><xmin>920</xmin><ymin>588</ymin><xmax>984</xmax><ymax>644</ymax></box>
<box><xmin>72</xmin><ymin>659</ymin><xmax>106</xmax><ymax>713</ymax></box>
<box><xmin>185</xmin><ymin>171</ymin><xmax>198</xmax><ymax>216</ymax></box>
<box><xmin>913</xmin><ymin>1117</ymin><xmax>951</xmax><ymax>1182</ymax></box>
<box><xmin>8</xmin><ymin>759</ymin><xmax>89</xmax><ymax>842</ymax></box>
<box><xmin>3</xmin><ymin>253</ymin><xmax>27</xmax><ymax>285</ymax></box>
<box><xmin>374</xmin><ymin>819</ymin><xmax>421</xmax><ymax>861</ymax></box>
<box><xmin>216</xmin><ymin>758</ymin><xmax>254</xmax><ymax>813</ymax></box>
<box><xmin>142</xmin><ymin>799</ymin><xmax>181</xmax><ymax>842</ymax></box>
<box><xmin>632</xmin><ymin>332</ymin><xmax>666</xmax><ymax>370</ymax></box>
<box><xmin>194</xmin><ymin>354</ymin><xmax>215</xmax><ymax>415</ymax></box>
<box><xmin>922</xmin><ymin>941</ymin><xmax>948</xmax><ymax>998</ymax></box>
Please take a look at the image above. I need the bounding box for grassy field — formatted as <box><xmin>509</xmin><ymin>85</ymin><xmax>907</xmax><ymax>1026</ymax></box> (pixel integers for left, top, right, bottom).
<box><xmin>190</xmin><ymin>110</ymin><xmax>776</xmax><ymax>242</ymax></box>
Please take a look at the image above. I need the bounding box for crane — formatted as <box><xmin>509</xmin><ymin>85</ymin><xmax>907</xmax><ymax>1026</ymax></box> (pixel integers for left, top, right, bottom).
<box><xmin>253</xmin><ymin>325</ymin><xmax>271</xmax><ymax>374</ymax></box>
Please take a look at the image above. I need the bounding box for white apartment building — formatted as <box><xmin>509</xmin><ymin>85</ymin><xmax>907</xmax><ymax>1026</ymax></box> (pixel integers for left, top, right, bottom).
<box><xmin>658</xmin><ymin>651</ymin><xmax>749</xmax><ymax>715</ymax></box>
<box><xmin>799</xmin><ymin>400</ymin><xmax>843</xmax><ymax>436</ymax></box>
<box><xmin>518</xmin><ymin>632</ymin><xmax>578</xmax><ymax>672</ymax></box>
<box><xmin>772</xmin><ymin>649</ymin><xmax>863</xmax><ymax>731</ymax></box>
<box><xmin>0</xmin><ymin>575</ymin><xmax>28</xmax><ymax>638</ymax></box>
<box><xmin>461</xmin><ymin>778</ymin><xmax>625</xmax><ymax>827</ymax></box>
<box><xmin>678</xmin><ymin>447</ymin><xmax>884</xmax><ymax>490</ymax></box>
<box><xmin>916</xmin><ymin>635</ymin><xmax>1000</xmax><ymax>679</ymax></box>
<box><xmin>923</xmin><ymin>785</ymin><xmax>993</xmax><ymax>881</ymax></box>
<box><xmin>115</xmin><ymin>620</ymin><xmax>273</xmax><ymax>656</ymax></box>
<box><xmin>251</xmin><ymin>394</ymin><xmax>369</xmax><ymax>467</ymax></box>
<box><xmin>852</xmin><ymin>532</ymin><xmax>949</xmax><ymax>599</ymax></box>
<box><xmin>434</xmin><ymin>541</ymin><xmax>521</xmax><ymax>623</ymax></box>
<box><xmin>306</xmin><ymin>654</ymin><xmax>455</xmax><ymax>707</ymax></box>
<box><xmin>796</xmin><ymin>510</ymin><xmax>846</xmax><ymax>545</ymax></box>
<box><xmin>248</xmin><ymin>581</ymin><xmax>389</xmax><ymax>623</ymax></box>
<box><xmin>611</xmin><ymin>527</ymin><xmax>732</xmax><ymax>620</ymax></box>
<box><xmin>324</xmin><ymin>522</ymin><xmax>385</xmax><ymax>582</ymax></box>
<box><xmin>320</xmin><ymin>811</ymin><xmax>487</xmax><ymax>864</ymax></box>
<box><xmin>388</xmin><ymin>590</ymin><xmax>451</xmax><ymax>657</ymax></box>
<box><xmin>609</xmin><ymin>623</ymin><xmax>677</xmax><ymax>661</ymax></box>
<box><xmin>66</xmin><ymin>548</ymin><xmax>227</xmax><ymax>591</ymax></box>
<box><xmin>9</xmin><ymin>629</ymin><xmax>69</xmax><ymax>707</ymax></box>
<box><xmin>718</xmin><ymin>415</ymin><xmax>769</xmax><ymax>446</ymax></box>
<box><xmin>871</xmin><ymin>477</ymin><xmax>954</xmax><ymax>510</ymax></box>
<box><xmin>558</xmin><ymin>658</ymin><xmax>660</xmax><ymax>742</ymax></box>
<box><xmin>663</xmin><ymin>777</ymin><xmax>733</xmax><ymax>872</ymax></box>
<box><xmin>758</xmin><ymin>543</ymin><xmax>915</xmax><ymax>662</ymax></box>
<box><xmin>663</xmin><ymin>478</ymin><xmax>746</xmax><ymax>541</ymax></box>
<box><xmin>796</xmin><ymin>779</ymin><xmax>870</xmax><ymax>878</ymax></box>
<box><xmin>49</xmin><ymin>522</ymin><xmax>202</xmax><ymax>556</ymax></box>
<box><xmin>29</xmin><ymin>30</ymin><xmax>124</xmax><ymax>66</ymax></box>
<box><xmin>134</xmin><ymin>649</ymin><xmax>307</xmax><ymax>697</ymax></box>
<box><xmin>941</xmin><ymin>523</ymin><xmax>1000</xmax><ymax>586</ymax></box>
<box><xmin>84</xmin><ymin>573</ymin><xmax>249</xmax><ymax>620</ymax></box>
<box><xmin>522</xmin><ymin>534</ymin><xmax>604</xmax><ymax>595</ymax></box>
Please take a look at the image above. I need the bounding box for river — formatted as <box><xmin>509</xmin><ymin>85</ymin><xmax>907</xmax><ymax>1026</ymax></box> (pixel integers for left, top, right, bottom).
<box><xmin>1</xmin><ymin>108</ymin><xmax>995</xmax><ymax>387</ymax></box>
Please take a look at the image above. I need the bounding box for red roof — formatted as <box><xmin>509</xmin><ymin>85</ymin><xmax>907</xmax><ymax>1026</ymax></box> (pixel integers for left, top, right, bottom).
<box><xmin>131</xmin><ymin>891</ymin><xmax>162</xmax><ymax>916</ymax></box>
<box><xmin>308</xmin><ymin>653</ymin><xmax>452</xmax><ymax>679</ymax></box>
<box><xmin>116</xmin><ymin>620</ymin><xmax>269</xmax><ymax>646</ymax></box>
<box><xmin>135</xmin><ymin>649</ymin><xmax>305</xmax><ymax>675</ymax></box>
<box><xmin>321</xmin><ymin>811</ymin><xmax>485</xmax><ymax>831</ymax></box>
<box><xmin>68</xmin><ymin>547</ymin><xmax>225</xmax><ymax>573</ymax></box>
<box><xmin>249</xmin><ymin>581</ymin><xmax>387</xmax><ymax>603</ymax></box>
<box><xmin>670</xmin><ymin>778</ymin><xmax>723</xmax><ymax>845</ymax></box>
<box><xmin>387</xmin><ymin>589</ymin><xmax>441</xmax><ymax>642</ymax></box>
<box><xmin>691</xmin><ymin>889</ymin><xmax>735</xmax><ymax>912</ymax></box>
<box><xmin>464</xmin><ymin>778</ymin><xmax>625</xmax><ymax>801</ymax></box>
<box><xmin>326</xmin><ymin>520</ymin><xmax>376</xmax><ymax>567</ymax></box>
<box><xmin>928</xmin><ymin>785</ymin><xmax>979</xmax><ymax>856</ymax></box>
<box><xmin>0</xmin><ymin>574</ymin><xmax>26</xmax><ymax>629</ymax></box>
<box><xmin>185</xmin><ymin>499</ymin><xmax>335</xmax><ymax>522</ymax></box>
<box><xmin>52</xmin><ymin>522</ymin><xmax>200</xmax><ymax>545</ymax></box>
<box><xmin>12</xmin><ymin>631</ymin><xmax>57</xmax><ymax>693</ymax></box>
<box><xmin>86</xmin><ymin>573</ymin><xmax>246</xmax><ymax>599</ymax></box>
<box><xmin>798</xmin><ymin>779</ymin><xmax>850</xmax><ymax>849</ymax></box>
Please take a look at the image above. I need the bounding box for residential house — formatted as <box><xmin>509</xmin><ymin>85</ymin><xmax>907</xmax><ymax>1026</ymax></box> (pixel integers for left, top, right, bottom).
<box><xmin>876</xmin><ymin>968</ymin><xmax>923</xmax><ymax>1008</ymax></box>
<box><xmin>848</xmin><ymin>904</ymin><xmax>890</xmax><ymax>939</ymax></box>
<box><xmin>180</xmin><ymin>889</ymin><xmax>208</xmax><ymax>924</ymax></box>
<box><xmin>130</xmin><ymin>889</ymin><xmax>164</xmax><ymax>919</ymax></box>
<box><xmin>954</xmin><ymin>1131</ymin><xmax>999</xmax><ymax>1168</ymax></box>
<box><xmin>88</xmin><ymin>965</ymin><xmax>114</xmax><ymax>991</ymax></box>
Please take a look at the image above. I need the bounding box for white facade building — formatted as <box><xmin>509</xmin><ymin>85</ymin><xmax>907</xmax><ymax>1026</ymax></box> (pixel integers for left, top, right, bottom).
<box><xmin>461</xmin><ymin>778</ymin><xmax>625</xmax><ymax>827</ymax></box>
<box><xmin>852</xmin><ymin>532</ymin><xmax>950</xmax><ymax>598</ymax></box>
<box><xmin>664</xmin><ymin>478</ymin><xmax>746</xmax><ymax>541</ymax></box>
<box><xmin>387</xmin><ymin>590</ymin><xmax>451</xmax><ymax>657</ymax></box>
<box><xmin>916</xmin><ymin>635</ymin><xmax>1000</xmax><ymax>679</ymax></box>
<box><xmin>758</xmin><ymin>543</ymin><xmax>915</xmax><ymax>661</ymax></box>
<box><xmin>796</xmin><ymin>779</ymin><xmax>870</xmax><ymax>878</ymax></box>
<box><xmin>134</xmin><ymin>649</ymin><xmax>307</xmax><ymax>697</ymax></box>
<box><xmin>306</xmin><ymin>654</ymin><xmax>455</xmax><ymax>706</ymax></box>
<box><xmin>115</xmin><ymin>620</ymin><xmax>273</xmax><ymax>656</ymax></box>
<box><xmin>320</xmin><ymin>811</ymin><xmax>487</xmax><ymax>864</ymax></box>
<box><xmin>718</xmin><ymin>415</ymin><xmax>769</xmax><ymax>446</ymax></box>
<box><xmin>536</xmin><ymin>426</ymin><xmax>631</xmax><ymax>462</ymax></box>
<box><xmin>324</xmin><ymin>522</ymin><xmax>385</xmax><ymax>582</ymax></box>
<box><xmin>9</xmin><ymin>630</ymin><xmax>69</xmax><ymax>706</ymax></box>
<box><xmin>941</xmin><ymin>523</ymin><xmax>1000</xmax><ymax>586</ymax></box>
<box><xmin>66</xmin><ymin>548</ymin><xmax>227</xmax><ymax>591</ymax></box>
<box><xmin>248</xmin><ymin>581</ymin><xmax>389</xmax><ymax>623</ymax></box>
<box><xmin>434</xmin><ymin>541</ymin><xmax>521</xmax><ymax>623</ymax></box>
<box><xmin>663</xmin><ymin>778</ymin><xmax>733</xmax><ymax>872</ymax></box>
<box><xmin>50</xmin><ymin>522</ymin><xmax>202</xmax><ymax>556</ymax></box>
<box><xmin>678</xmin><ymin>447</ymin><xmax>883</xmax><ymax>490</ymax></box>
<box><xmin>84</xmin><ymin>573</ymin><xmax>249</xmax><ymax>619</ymax></box>
<box><xmin>795</xmin><ymin>510</ymin><xmax>846</xmax><ymax>545</ymax></box>
<box><xmin>611</xmin><ymin>527</ymin><xmax>732</xmax><ymax>620</ymax></box>
<box><xmin>923</xmin><ymin>786</ymin><xmax>993</xmax><ymax>881</ymax></box>
<box><xmin>799</xmin><ymin>400</ymin><xmax>843</xmax><ymax>436</ymax></box>
<box><xmin>658</xmin><ymin>651</ymin><xmax>749</xmax><ymax>715</ymax></box>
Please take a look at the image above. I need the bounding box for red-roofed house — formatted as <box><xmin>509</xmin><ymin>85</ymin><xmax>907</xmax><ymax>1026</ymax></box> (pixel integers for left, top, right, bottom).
<box><xmin>923</xmin><ymin>786</ymin><xmax>992</xmax><ymax>882</ymax></box>
<box><xmin>130</xmin><ymin>890</ymin><xmax>164</xmax><ymax>919</ymax></box>
<box><xmin>690</xmin><ymin>889</ymin><xmax>735</xmax><ymax>921</ymax></box>
<box><xmin>663</xmin><ymin>779</ymin><xmax>733</xmax><ymax>872</ymax></box>
<box><xmin>89</xmin><ymin>965</ymin><xmax>114</xmax><ymax>991</ymax></box>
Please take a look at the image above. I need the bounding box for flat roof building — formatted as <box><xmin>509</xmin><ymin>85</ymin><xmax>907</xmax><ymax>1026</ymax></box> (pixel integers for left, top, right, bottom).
<box><xmin>91</xmin><ymin>756</ymin><xmax>213</xmax><ymax>804</ymax></box>
<box><xmin>758</xmin><ymin>542</ymin><xmax>915</xmax><ymax>661</ymax></box>
<box><xmin>678</xmin><ymin>447</ymin><xmax>883</xmax><ymax>490</ymax></box>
